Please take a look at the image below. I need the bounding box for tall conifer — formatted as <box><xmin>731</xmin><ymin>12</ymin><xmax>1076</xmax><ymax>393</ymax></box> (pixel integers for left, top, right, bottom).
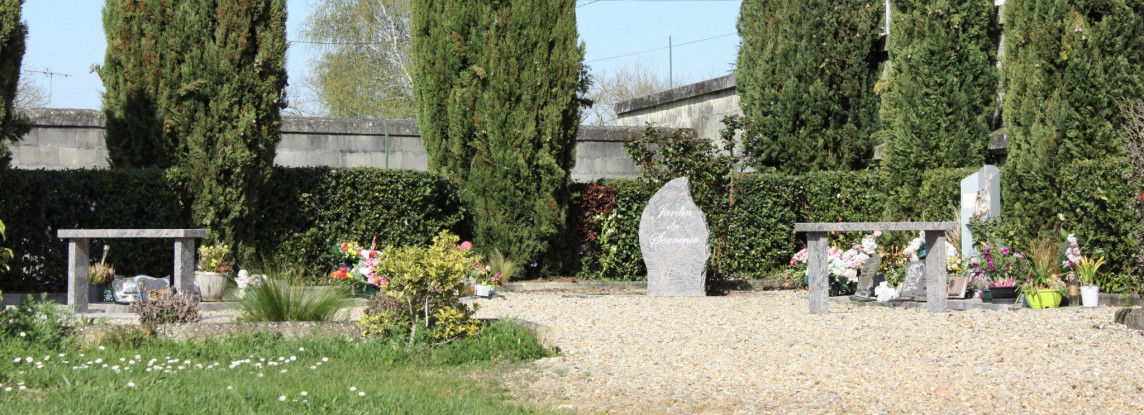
<box><xmin>99</xmin><ymin>0</ymin><xmax>176</xmax><ymax>168</ymax></box>
<box><xmin>880</xmin><ymin>0</ymin><xmax>998</xmax><ymax>221</ymax></box>
<box><xmin>169</xmin><ymin>0</ymin><xmax>288</xmax><ymax>255</ymax></box>
<box><xmin>735</xmin><ymin>0</ymin><xmax>881</xmax><ymax>172</ymax></box>
<box><xmin>0</xmin><ymin>0</ymin><xmax>27</xmax><ymax>168</ymax></box>
<box><xmin>1002</xmin><ymin>0</ymin><xmax>1144</xmax><ymax>240</ymax></box>
<box><xmin>412</xmin><ymin>0</ymin><xmax>586</xmax><ymax>269</ymax></box>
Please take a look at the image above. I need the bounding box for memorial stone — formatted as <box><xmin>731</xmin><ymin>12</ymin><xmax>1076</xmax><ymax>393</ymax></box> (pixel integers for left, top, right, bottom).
<box><xmin>897</xmin><ymin>261</ymin><xmax>927</xmax><ymax>300</ymax></box>
<box><xmin>639</xmin><ymin>177</ymin><xmax>709</xmax><ymax>296</ymax></box>
<box><xmin>854</xmin><ymin>254</ymin><xmax>882</xmax><ymax>299</ymax></box>
<box><xmin>960</xmin><ymin>165</ymin><xmax>1001</xmax><ymax>259</ymax></box>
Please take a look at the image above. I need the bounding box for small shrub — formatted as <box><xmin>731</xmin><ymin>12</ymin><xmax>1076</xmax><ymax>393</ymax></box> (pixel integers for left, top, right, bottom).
<box><xmin>95</xmin><ymin>325</ymin><xmax>152</xmax><ymax>349</ymax></box>
<box><xmin>131</xmin><ymin>295</ymin><xmax>202</xmax><ymax>325</ymax></box>
<box><xmin>0</xmin><ymin>293</ymin><xmax>77</xmax><ymax>348</ymax></box>
<box><xmin>361</xmin><ymin>230</ymin><xmax>481</xmax><ymax>343</ymax></box>
<box><xmin>236</xmin><ymin>279</ymin><xmax>349</xmax><ymax>322</ymax></box>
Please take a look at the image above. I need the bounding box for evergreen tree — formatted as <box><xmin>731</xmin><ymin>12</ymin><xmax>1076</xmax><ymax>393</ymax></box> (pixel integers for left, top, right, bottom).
<box><xmin>735</xmin><ymin>0</ymin><xmax>881</xmax><ymax>173</ymax></box>
<box><xmin>1002</xmin><ymin>0</ymin><xmax>1144</xmax><ymax>241</ymax></box>
<box><xmin>168</xmin><ymin>0</ymin><xmax>288</xmax><ymax>256</ymax></box>
<box><xmin>880</xmin><ymin>0</ymin><xmax>999</xmax><ymax>221</ymax></box>
<box><xmin>0</xmin><ymin>0</ymin><xmax>28</xmax><ymax>168</ymax></box>
<box><xmin>412</xmin><ymin>0</ymin><xmax>587</xmax><ymax>270</ymax></box>
<box><xmin>98</xmin><ymin>0</ymin><xmax>177</xmax><ymax>168</ymax></box>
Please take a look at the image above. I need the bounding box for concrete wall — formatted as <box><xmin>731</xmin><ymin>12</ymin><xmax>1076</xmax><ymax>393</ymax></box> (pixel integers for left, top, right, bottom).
<box><xmin>9</xmin><ymin>109</ymin><xmax>642</xmax><ymax>182</ymax></box>
<box><xmin>614</xmin><ymin>74</ymin><xmax>742</xmax><ymax>141</ymax></box>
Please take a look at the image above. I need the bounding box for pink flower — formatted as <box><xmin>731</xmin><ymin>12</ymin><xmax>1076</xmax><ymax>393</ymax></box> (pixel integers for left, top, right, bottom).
<box><xmin>459</xmin><ymin>241</ymin><xmax>473</xmax><ymax>250</ymax></box>
<box><xmin>873</xmin><ymin>231</ymin><xmax>882</xmax><ymax>237</ymax></box>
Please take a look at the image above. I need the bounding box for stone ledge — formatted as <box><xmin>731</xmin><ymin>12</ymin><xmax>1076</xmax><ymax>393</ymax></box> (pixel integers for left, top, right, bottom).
<box><xmin>795</xmin><ymin>222</ymin><xmax>957</xmax><ymax>232</ymax></box>
<box><xmin>58</xmin><ymin>229</ymin><xmax>207</xmax><ymax>238</ymax></box>
<box><xmin>615</xmin><ymin>74</ymin><xmax>736</xmax><ymax>115</ymax></box>
<box><xmin>1115</xmin><ymin>308</ymin><xmax>1144</xmax><ymax>330</ymax></box>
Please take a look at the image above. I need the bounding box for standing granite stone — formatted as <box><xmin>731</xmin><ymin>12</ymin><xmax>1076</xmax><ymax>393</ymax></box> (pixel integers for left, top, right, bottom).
<box><xmin>854</xmin><ymin>254</ymin><xmax>882</xmax><ymax>299</ymax></box>
<box><xmin>898</xmin><ymin>261</ymin><xmax>927</xmax><ymax>300</ymax></box>
<box><xmin>640</xmin><ymin>177</ymin><xmax>709</xmax><ymax>296</ymax></box>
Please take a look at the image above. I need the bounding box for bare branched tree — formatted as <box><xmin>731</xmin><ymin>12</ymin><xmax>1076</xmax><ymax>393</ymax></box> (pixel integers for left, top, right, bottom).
<box><xmin>301</xmin><ymin>0</ymin><xmax>413</xmax><ymax>119</ymax></box>
<box><xmin>582</xmin><ymin>59</ymin><xmax>671</xmax><ymax>126</ymax></box>
<box><xmin>15</xmin><ymin>75</ymin><xmax>48</xmax><ymax>108</ymax></box>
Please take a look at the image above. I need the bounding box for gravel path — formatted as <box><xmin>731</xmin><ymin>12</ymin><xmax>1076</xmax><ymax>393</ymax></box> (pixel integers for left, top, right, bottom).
<box><xmin>472</xmin><ymin>290</ymin><xmax>1144</xmax><ymax>414</ymax></box>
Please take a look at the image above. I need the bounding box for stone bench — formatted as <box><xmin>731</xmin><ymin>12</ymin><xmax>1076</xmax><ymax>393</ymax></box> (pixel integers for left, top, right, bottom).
<box><xmin>794</xmin><ymin>222</ymin><xmax>957</xmax><ymax>314</ymax></box>
<box><xmin>58</xmin><ymin>229</ymin><xmax>206</xmax><ymax>312</ymax></box>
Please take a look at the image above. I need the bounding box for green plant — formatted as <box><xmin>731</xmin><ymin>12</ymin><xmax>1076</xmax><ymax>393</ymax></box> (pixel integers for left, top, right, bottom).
<box><xmin>197</xmin><ymin>243</ymin><xmax>232</xmax><ymax>273</ymax></box>
<box><xmin>0</xmin><ymin>0</ymin><xmax>30</xmax><ymax>154</ymax></box>
<box><xmin>1021</xmin><ymin>238</ymin><xmax>1064</xmax><ymax>295</ymax></box>
<box><xmin>485</xmin><ymin>249</ymin><xmax>516</xmax><ymax>285</ymax></box>
<box><xmin>235</xmin><ymin>262</ymin><xmax>350</xmax><ymax>322</ymax></box>
<box><xmin>1121</xmin><ymin>99</ymin><xmax>1144</xmax><ymax>277</ymax></box>
<box><xmin>88</xmin><ymin>263</ymin><xmax>115</xmax><ymax>285</ymax></box>
<box><xmin>735</xmin><ymin>0</ymin><xmax>880</xmax><ymax>172</ymax></box>
<box><xmin>1075</xmin><ymin>255</ymin><xmax>1106</xmax><ymax>287</ymax></box>
<box><xmin>412</xmin><ymin>0</ymin><xmax>586</xmax><ymax>273</ymax></box>
<box><xmin>364</xmin><ymin>230</ymin><xmax>481</xmax><ymax>343</ymax></box>
<box><xmin>0</xmin><ymin>293</ymin><xmax>77</xmax><ymax>349</ymax></box>
<box><xmin>0</xmin><ymin>218</ymin><xmax>12</xmax><ymax>273</ymax></box>
<box><xmin>94</xmin><ymin>325</ymin><xmax>152</xmax><ymax>349</ymax></box>
<box><xmin>130</xmin><ymin>294</ymin><xmax>202</xmax><ymax>325</ymax></box>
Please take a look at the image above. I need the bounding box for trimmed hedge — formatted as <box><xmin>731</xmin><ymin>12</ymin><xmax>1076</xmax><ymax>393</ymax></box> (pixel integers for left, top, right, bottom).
<box><xmin>1058</xmin><ymin>160</ymin><xmax>1141</xmax><ymax>285</ymax></box>
<box><xmin>0</xmin><ymin>168</ymin><xmax>467</xmax><ymax>292</ymax></box>
<box><xmin>0</xmin><ymin>168</ymin><xmax>191</xmax><ymax>292</ymax></box>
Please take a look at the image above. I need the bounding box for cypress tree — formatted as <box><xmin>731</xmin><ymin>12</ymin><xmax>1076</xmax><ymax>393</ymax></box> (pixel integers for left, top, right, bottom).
<box><xmin>168</xmin><ymin>0</ymin><xmax>288</xmax><ymax>256</ymax></box>
<box><xmin>735</xmin><ymin>0</ymin><xmax>881</xmax><ymax>173</ymax></box>
<box><xmin>880</xmin><ymin>0</ymin><xmax>999</xmax><ymax>221</ymax></box>
<box><xmin>1002</xmin><ymin>0</ymin><xmax>1144</xmax><ymax>241</ymax></box>
<box><xmin>412</xmin><ymin>0</ymin><xmax>586</xmax><ymax>270</ymax></box>
<box><xmin>99</xmin><ymin>0</ymin><xmax>177</xmax><ymax>168</ymax></box>
<box><xmin>0</xmin><ymin>0</ymin><xmax>27</xmax><ymax>168</ymax></box>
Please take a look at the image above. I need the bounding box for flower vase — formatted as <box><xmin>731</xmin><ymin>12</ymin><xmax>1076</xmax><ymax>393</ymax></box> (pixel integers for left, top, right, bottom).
<box><xmin>194</xmin><ymin>271</ymin><xmax>227</xmax><ymax>302</ymax></box>
<box><xmin>982</xmin><ymin>289</ymin><xmax>993</xmax><ymax>303</ymax></box>
<box><xmin>1080</xmin><ymin>285</ymin><xmax>1100</xmax><ymax>307</ymax></box>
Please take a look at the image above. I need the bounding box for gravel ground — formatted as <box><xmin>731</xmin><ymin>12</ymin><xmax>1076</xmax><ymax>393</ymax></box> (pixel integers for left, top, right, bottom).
<box><xmin>472</xmin><ymin>290</ymin><xmax>1144</xmax><ymax>414</ymax></box>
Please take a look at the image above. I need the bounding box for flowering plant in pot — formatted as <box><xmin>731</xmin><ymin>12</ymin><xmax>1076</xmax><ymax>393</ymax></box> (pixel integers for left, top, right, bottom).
<box><xmin>195</xmin><ymin>244</ymin><xmax>232</xmax><ymax>301</ymax></box>
<box><xmin>1061</xmin><ymin>233</ymin><xmax>1105</xmax><ymax>307</ymax></box>
<box><xmin>1019</xmin><ymin>239</ymin><xmax>1065</xmax><ymax>309</ymax></box>
<box><xmin>968</xmin><ymin>242</ymin><xmax>1025</xmax><ymax>301</ymax></box>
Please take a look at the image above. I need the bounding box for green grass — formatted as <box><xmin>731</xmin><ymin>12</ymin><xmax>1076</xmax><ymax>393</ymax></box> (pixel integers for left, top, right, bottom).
<box><xmin>0</xmin><ymin>321</ymin><xmax>555</xmax><ymax>414</ymax></box>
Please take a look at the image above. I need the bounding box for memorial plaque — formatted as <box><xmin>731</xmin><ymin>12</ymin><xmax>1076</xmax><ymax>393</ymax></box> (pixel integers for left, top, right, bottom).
<box><xmin>897</xmin><ymin>261</ymin><xmax>927</xmax><ymax>300</ymax></box>
<box><xmin>639</xmin><ymin>177</ymin><xmax>709</xmax><ymax>296</ymax></box>
<box><xmin>853</xmin><ymin>254</ymin><xmax>882</xmax><ymax>299</ymax></box>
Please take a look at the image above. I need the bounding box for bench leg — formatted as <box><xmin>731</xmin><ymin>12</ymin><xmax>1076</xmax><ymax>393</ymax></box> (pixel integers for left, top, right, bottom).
<box><xmin>925</xmin><ymin>232</ymin><xmax>948</xmax><ymax>312</ymax></box>
<box><xmin>807</xmin><ymin>232</ymin><xmax>829</xmax><ymax>314</ymax></box>
<box><xmin>174</xmin><ymin>238</ymin><xmax>195</xmax><ymax>297</ymax></box>
<box><xmin>67</xmin><ymin>238</ymin><xmax>90</xmax><ymax>312</ymax></box>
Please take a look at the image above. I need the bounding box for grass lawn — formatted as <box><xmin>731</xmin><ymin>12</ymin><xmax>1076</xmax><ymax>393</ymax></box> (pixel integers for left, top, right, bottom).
<box><xmin>0</xmin><ymin>321</ymin><xmax>557</xmax><ymax>414</ymax></box>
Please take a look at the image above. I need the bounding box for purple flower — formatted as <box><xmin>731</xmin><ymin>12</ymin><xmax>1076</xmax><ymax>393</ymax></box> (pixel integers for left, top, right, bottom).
<box><xmin>981</xmin><ymin>244</ymin><xmax>991</xmax><ymax>253</ymax></box>
<box><xmin>984</xmin><ymin>253</ymin><xmax>993</xmax><ymax>261</ymax></box>
<box><xmin>1013</xmin><ymin>252</ymin><xmax>1024</xmax><ymax>259</ymax></box>
<box><xmin>1001</xmin><ymin>247</ymin><xmax>1010</xmax><ymax>255</ymax></box>
<box><xmin>987</xmin><ymin>261</ymin><xmax>995</xmax><ymax>271</ymax></box>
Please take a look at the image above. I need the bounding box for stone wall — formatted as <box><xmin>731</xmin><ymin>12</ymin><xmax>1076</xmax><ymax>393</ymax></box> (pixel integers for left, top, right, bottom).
<box><xmin>8</xmin><ymin>109</ymin><xmax>642</xmax><ymax>182</ymax></box>
<box><xmin>614</xmin><ymin>74</ymin><xmax>741</xmax><ymax>141</ymax></box>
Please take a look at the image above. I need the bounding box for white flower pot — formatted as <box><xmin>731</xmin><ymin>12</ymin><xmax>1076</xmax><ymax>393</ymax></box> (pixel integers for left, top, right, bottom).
<box><xmin>473</xmin><ymin>284</ymin><xmax>493</xmax><ymax>298</ymax></box>
<box><xmin>1080</xmin><ymin>285</ymin><xmax>1100</xmax><ymax>307</ymax></box>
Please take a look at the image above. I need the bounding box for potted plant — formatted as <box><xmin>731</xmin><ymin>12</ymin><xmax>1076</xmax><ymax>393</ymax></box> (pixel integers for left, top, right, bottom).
<box><xmin>968</xmin><ymin>242</ymin><xmax>1025</xmax><ymax>303</ymax></box>
<box><xmin>1020</xmin><ymin>239</ymin><xmax>1064</xmax><ymax>309</ymax></box>
<box><xmin>196</xmin><ymin>243</ymin><xmax>231</xmax><ymax>301</ymax></box>
<box><xmin>88</xmin><ymin>245</ymin><xmax>115</xmax><ymax>303</ymax></box>
<box><xmin>1074</xmin><ymin>255</ymin><xmax>1105</xmax><ymax>307</ymax></box>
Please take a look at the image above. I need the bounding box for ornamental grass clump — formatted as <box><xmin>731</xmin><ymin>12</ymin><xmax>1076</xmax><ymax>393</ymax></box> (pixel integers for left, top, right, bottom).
<box><xmin>236</xmin><ymin>263</ymin><xmax>350</xmax><ymax>322</ymax></box>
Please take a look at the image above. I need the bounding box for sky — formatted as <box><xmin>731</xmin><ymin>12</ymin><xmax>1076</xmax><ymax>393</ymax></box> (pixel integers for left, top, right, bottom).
<box><xmin>20</xmin><ymin>0</ymin><xmax>741</xmax><ymax>111</ymax></box>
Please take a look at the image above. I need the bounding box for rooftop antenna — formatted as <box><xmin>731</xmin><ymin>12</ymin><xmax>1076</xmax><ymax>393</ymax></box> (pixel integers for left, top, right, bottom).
<box><xmin>24</xmin><ymin>69</ymin><xmax>73</xmax><ymax>107</ymax></box>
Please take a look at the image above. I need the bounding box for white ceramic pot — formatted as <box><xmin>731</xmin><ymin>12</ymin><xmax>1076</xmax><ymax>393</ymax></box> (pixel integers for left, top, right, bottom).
<box><xmin>1080</xmin><ymin>285</ymin><xmax>1100</xmax><ymax>307</ymax></box>
<box><xmin>195</xmin><ymin>271</ymin><xmax>227</xmax><ymax>302</ymax></box>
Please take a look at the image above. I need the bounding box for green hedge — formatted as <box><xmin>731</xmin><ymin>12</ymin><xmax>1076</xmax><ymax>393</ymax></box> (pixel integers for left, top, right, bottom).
<box><xmin>0</xmin><ymin>168</ymin><xmax>467</xmax><ymax>292</ymax></box>
<box><xmin>1058</xmin><ymin>160</ymin><xmax>1142</xmax><ymax>286</ymax></box>
<box><xmin>0</xmin><ymin>169</ymin><xmax>191</xmax><ymax>292</ymax></box>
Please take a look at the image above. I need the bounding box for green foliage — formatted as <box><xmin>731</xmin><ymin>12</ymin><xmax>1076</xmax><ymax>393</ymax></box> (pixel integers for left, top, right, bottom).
<box><xmin>0</xmin><ymin>219</ymin><xmax>11</xmax><ymax>273</ymax></box>
<box><xmin>236</xmin><ymin>279</ymin><xmax>350</xmax><ymax>323</ymax></box>
<box><xmin>167</xmin><ymin>0</ymin><xmax>288</xmax><ymax>260</ymax></box>
<box><xmin>1119</xmin><ymin>100</ymin><xmax>1144</xmax><ymax>277</ymax></box>
<box><xmin>722</xmin><ymin>173</ymin><xmax>801</xmax><ymax>279</ymax></box>
<box><xmin>0</xmin><ymin>168</ymin><xmax>191</xmax><ymax>293</ymax></box>
<box><xmin>879</xmin><ymin>0</ymin><xmax>998</xmax><ymax>221</ymax></box>
<box><xmin>130</xmin><ymin>294</ymin><xmax>203</xmax><ymax>325</ymax></box>
<box><xmin>1058</xmin><ymin>159</ymin><xmax>1141</xmax><ymax>288</ymax></box>
<box><xmin>98</xmin><ymin>0</ymin><xmax>178</xmax><ymax>168</ymax></box>
<box><xmin>0</xmin><ymin>326</ymin><xmax>551</xmax><ymax>414</ymax></box>
<box><xmin>412</xmin><ymin>0</ymin><xmax>588</xmax><ymax>272</ymax></box>
<box><xmin>363</xmin><ymin>230</ymin><xmax>481</xmax><ymax>342</ymax></box>
<box><xmin>1002</xmin><ymin>0</ymin><xmax>1144</xmax><ymax>242</ymax></box>
<box><xmin>301</xmin><ymin>0</ymin><xmax>414</xmax><ymax>118</ymax></box>
<box><xmin>584</xmin><ymin>179</ymin><xmax>652</xmax><ymax>280</ymax></box>
<box><xmin>916</xmin><ymin>167</ymin><xmax>978</xmax><ymax>222</ymax></box>
<box><xmin>735</xmin><ymin>0</ymin><xmax>881</xmax><ymax>172</ymax></box>
<box><xmin>0</xmin><ymin>0</ymin><xmax>29</xmax><ymax>165</ymax></box>
<box><xmin>0</xmin><ymin>293</ymin><xmax>77</xmax><ymax>349</ymax></box>
<box><xmin>258</xmin><ymin>167</ymin><xmax>468</xmax><ymax>281</ymax></box>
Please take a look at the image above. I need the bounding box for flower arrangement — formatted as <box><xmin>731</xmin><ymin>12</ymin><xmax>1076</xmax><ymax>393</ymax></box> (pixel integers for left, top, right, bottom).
<box><xmin>968</xmin><ymin>242</ymin><xmax>1024</xmax><ymax>289</ymax></box>
<box><xmin>329</xmin><ymin>239</ymin><xmax>386</xmax><ymax>288</ymax></box>
<box><xmin>901</xmin><ymin>231</ymin><xmax>960</xmax><ymax>270</ymax></box>
<box><xmin>790</xmin><ymin>232</ymin><xmax>880</xmax><ymax>295</ymax></box>
<box><xmin>88</xmin><ymin>263</ymin><xmax>115</xmax><ymax>285</ymax></box>
<box><xmin>333</xmin><ymin>241</ymin><xmax>363</xmax><ymax>264</ymax></box>
<box><xmin>1060</xmin><ymin>233</ymin><xmax>1106</xmax><ymax>287</ymax></box>
<box><xmin>197</xmin><ymin>244</ymin><xmax>232</xmax><ymax>273</ymax></box>
<box><xmin>1019</xmin><ymin>238</ymin><xmax>1065</xmax><ymax>295</ymax></box>
<box><xmin>234</xmin><ymin>269</ymin><xmax>266</xmax><ymax>299</ymax></box>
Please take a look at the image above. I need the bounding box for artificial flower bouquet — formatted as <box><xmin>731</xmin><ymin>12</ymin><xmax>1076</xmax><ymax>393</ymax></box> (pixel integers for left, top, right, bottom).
<box><xmin>790</xmin><ymin>232</ymin><xmax>880</xmax><ymax>295</ymax></box>
<box><xmin>330</xmin><ymin>239</ymin><xmax>385</xmax><ymax>289</ymax></box>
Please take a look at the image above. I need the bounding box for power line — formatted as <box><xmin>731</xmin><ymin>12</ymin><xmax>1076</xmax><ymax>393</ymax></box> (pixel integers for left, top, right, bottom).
<box><xmin>585</xmin><ymin>32</ymin><xmax>736</xmax><ymax>63</ymax></box>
